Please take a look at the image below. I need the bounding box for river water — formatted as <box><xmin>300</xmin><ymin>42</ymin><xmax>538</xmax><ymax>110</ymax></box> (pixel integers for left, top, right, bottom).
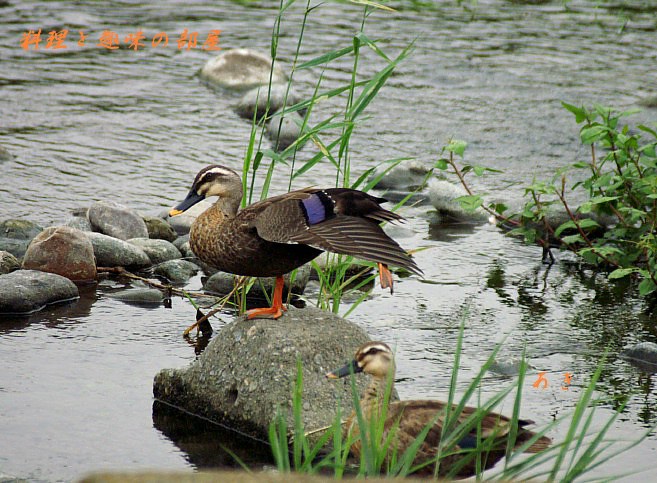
<box><xmin>1</xmin><ymin>0</ymin><xmax>656</xmax><ymax>481</ymax></box>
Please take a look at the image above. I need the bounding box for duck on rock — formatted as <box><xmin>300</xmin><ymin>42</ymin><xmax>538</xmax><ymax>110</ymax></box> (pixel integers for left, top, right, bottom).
<box><xmin>169</xmin><ymin>165</ymin><xmax>422</xmax><ymax>319</ymax></box>
<box><xmin>327</xmin><ymin>341</ymin><xmax>551</xmax><ymax>477</ymax></box>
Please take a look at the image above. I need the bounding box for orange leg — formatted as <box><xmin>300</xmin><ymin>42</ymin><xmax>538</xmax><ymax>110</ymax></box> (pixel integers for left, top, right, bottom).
<box><xmin>378</xmin><ymin>263</ymin><xmax>394</xmax><ymax>294</ymax></box>
<box><xmin>246</xmin><ymin>275</ymin><xmax>288</xmax><ymax>320</ymax></box>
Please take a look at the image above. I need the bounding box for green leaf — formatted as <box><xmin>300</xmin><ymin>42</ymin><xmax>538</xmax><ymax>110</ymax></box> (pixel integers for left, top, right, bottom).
<box><xmin>455</xmin><ymin>195</ymin><xmax>483</xmax><ymax>212</ymax></box>
<box><xmin>638</xmin><ymin>277</ymin><xmax>657</xmax><ymax>296</ymax></box>
<box><xmin>562</xmin><ymin>101</ymin><xmax>588</xmax><ymax>123</ymax></box>
<box><xmin>608</xmin><ymin>268</ymin><xmax>636</xmax><ymax>280</ymax></box>
<box><xmin>435</xmin><ymin>158</ymin><xmax>449</xmax><ymax>170</ymax></box>
<box><xmin>562</xmin><ymin>234</ymin><xmax>584</xmax><ymax>245</ymax></box>
<box><xmin>581</xmin><ymin>125</ymin><xmax>610</xmax><ymax>144</ymax></box>
<box><xmin>446</xmin><ymin>139</ymin><xmax>467</xmax><ymax>157</ymax></box>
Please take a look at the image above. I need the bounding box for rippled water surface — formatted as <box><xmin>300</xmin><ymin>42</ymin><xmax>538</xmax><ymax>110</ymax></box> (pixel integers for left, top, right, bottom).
<box><xmin>1</xmin><ymin>1</ymin><xmax>657</xmax><ymax>481</ymax></box>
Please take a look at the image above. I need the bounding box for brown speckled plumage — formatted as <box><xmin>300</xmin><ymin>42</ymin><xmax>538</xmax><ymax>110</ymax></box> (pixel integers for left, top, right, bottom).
<box><xmin>173</xmin><ymin>164</ymin><xmax>422</xmax><ymax>279</ymax></box>
<box><xmin>328</xmin><ymin>342</ymin><xmax>551</xmax><ymax>478</ymax></box>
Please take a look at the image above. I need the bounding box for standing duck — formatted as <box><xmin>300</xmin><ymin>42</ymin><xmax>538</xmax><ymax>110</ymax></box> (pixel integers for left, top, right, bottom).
<box><xmin>169</xmin><ymin>165</ymin><xmax>422</xmax><ymax>319</ymax></box>
<box><xmin>327</xmin><ymin>341</ymin><xmax>551</xmax><ymax>477</ymax></box>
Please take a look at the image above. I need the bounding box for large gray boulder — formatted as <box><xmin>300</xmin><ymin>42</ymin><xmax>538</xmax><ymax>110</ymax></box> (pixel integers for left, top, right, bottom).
<box><xmin>200</xmin><ymin>48</ymin><xmax>288</xmax><ymax>91</ymax></box>
<box><xmin>0</xmin><ymin>269</ymin><xmax>79</xmax><ymax>314</ymax></box>
<box><xmin>127</xmin><ymin>238</ymin><xmax>182</xmax><ymax>265</ymax></box>
<box><xmin>22</xmin><ymin>226</ymin><xmax>97</xmax><ymax>282</ymax></box>
<box><xmin>86</xmin><ymin>232</ymin><xmax>150</xmax><ymax>268</ymax></box>
<box><xmin>153</xmin><ymin>306</ymin><xmax>379</xmax><ymax>443</ymax></box>
<box><xmin>88</xmin><ymin>201</ymin><xmax>149</xmax><ymax>240</ymax></box>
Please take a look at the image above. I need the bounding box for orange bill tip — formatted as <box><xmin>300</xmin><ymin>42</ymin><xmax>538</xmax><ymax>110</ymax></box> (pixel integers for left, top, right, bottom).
<box><xmin>169</xmin><ymin>208</ymin><xmax>184</xmax><ymax>217</ymax></box>
<box><xmin>326</xmin><ymin>372</ymin><xmax>339</xmax><ymax>379</ymax></box>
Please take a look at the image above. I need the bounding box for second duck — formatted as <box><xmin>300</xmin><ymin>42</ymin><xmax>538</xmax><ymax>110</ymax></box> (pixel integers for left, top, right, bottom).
<box><xmin>169</xmin><ymin>165</ymin><xmax>422</xmax><ymax>319</ymax></box>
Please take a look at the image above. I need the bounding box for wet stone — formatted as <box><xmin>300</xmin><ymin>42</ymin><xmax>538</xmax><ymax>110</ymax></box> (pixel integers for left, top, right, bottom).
<box><xmin>0</xmin><ymin>269</ymin><xmax>79</xmax><ymax>315</ymax></box>
<box><xmin>199</xmin><ymin>48</ymin><xmax>288</xmax><ymax>91</ymax></box>
<box><xmin>0</xmin><ymin>250</ymin><xmax>20</xmax><ymax>274</ymax></box>
<box><xmin>127</xmin><ymin>238</ymin><xmax>181</xmax><ymax>265</ymax></box>
<box><xmin>0</xmin><ymin>219</ymin><xmax>43</xmax><ymax>240</ymax></box>
<box><xmin>203</xmin><ymin>264</ymin><xmax>311</xmax><ymax>299</ymax></box>
<box><xmin>266</xmin><ymin>110</ymin><xmax>303</xmax><ymax>151</ymax></box>
<box><xmin>144</xmin><ymin>216</ymin><xmax>178</xmax><ymax>242</ymax></box>
<box><xmin>108</xmin><ymin>287</ymin><xmax>163</xmax><ymax>305</ymax></box>
<box><xmin>428</xmin><ymin>178</ymin><xmax>489</xmax><ymax>223</ymax></box>
<box><xmin>0</xmin><ymin>237</ymin><xmax>30</xmax><ymax>259</ymax></box>
<box><xmin>22</xmin><ymin>226</ymin><xmax>97</xmax><ymax>282</ymax></box>
<box><xmin>235</xmin><ymin>84</ymin><xmax>301</xmax><ymax>121</ymax></box>
<box><xmin>153</xmin><ymin>306</ymin><xmax>388</xmax><ymax>444</ymax></box>
<box><xmin>370</xmin><ymin>159</ymin><xmax>431</xmax><ymax>191</ymax></box>
<box><xmin>88</xmin><ymin>200</ymin><xmax>149</xmax><ymax>240</ymax></box>
<box><xmin>153</xmin><ymin>259</ymin><xmax>200</xmax><ymax>284</ymax></box>
<box><xmin>86</xmin><ymin>232</ymin><xmax>150</xmax><ymax>268</ymax></box>
<box><xmin>622</xmin><ymin>342</ymin><xmax>657</xmax><ymax>372</ymax></box>
<box><xmin>65</xmin><ymin>215</ymin><xmax>93</xmax><ymax>232</ymax></box>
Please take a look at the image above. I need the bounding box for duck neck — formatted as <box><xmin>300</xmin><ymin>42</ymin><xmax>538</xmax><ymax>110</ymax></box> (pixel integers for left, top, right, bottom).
<box><xmin>361</xmin><ymin>374</ymin><xmax>393</xmax><ymax>419</ymax></box>
<box><xmin>213</xmin><ymin>193</ymin><xmax>241</xmax><ymax>217</ymax></box>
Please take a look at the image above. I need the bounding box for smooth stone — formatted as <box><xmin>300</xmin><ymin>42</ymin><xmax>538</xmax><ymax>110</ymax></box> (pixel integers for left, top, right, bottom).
<box><xmin>0</xmin><ymin>269</ymin><xmax>79</xmax><ymax>314</ymax></box>
<box><xmin>266</xmin><ymin>110</ymin><xmax>303</xmax><ymax>151</ymax></box>
<box><xmin>203</xmin><ymin>264</ymin><xmax>311</xmax><ymax>299</ymax></box>
<box><xmin>0</xmin><ymin>145</ymin><xmax>14</xmax><ymax>161</ymax></box>
<box><xmin>144</xmin><ymin>216</ymin><xmax>178</xmax><ymax>242</ymax></box>
<box><xmin>108</xmin><ymin>288</ymin><xmax>163</xmax><ymax>305</ymax></box>
<box><xmin>65</xmin><ymin>215</ymin><xmax>93</xmax><ymax>232</ymax></box>
<box><xmin>199</xmin><ymin>48</ymin><xmax>288</xmax><ymax>91</ymax></box>
<box><xmin>127</xmin><ymin>238</ymin><xmax>182</xmax><ymax>265</ymax></box>
<box><xmin>0</xmin><ymin>237</ymin><xmax>30</xmax><ymax>259</ymax></box>
<box><xmin>88</xmin><ymin>201</ymin><xmax>149</xmax><ymax>240</ymax></box>
<box><xmin>153</xmin><ymin>306</ymin><xmax>391</xmax><ymax>444</ymax></box>
<box><xmin>489</xmin><ymin>358</ymin><xmax>528</xmax><ymax>376</ymax></box>
<box><xmin>370</xmin><ymin>159</ymin><xmax>431</xmax><ymax>191</ymax></box>
<box><xmin>0</xmin><ymin>251</ymin><xmax>20</xmax><ymax>274</ymax></box>
<box><xmin>86</xmin><ymin>232</ymin><xmax>150</xmax><ymax>268</ymax></box>
<box><xmin>622</xmin><ymin>342</ymin><xmax>657</xmax><ymax>372</ymax></box>
<box><xmin>153</xmin><ymin>259</ymin><xmax>200</xmax><ymax>283</ymax></box>
<box><xmin>167</xmin><ymin>199</ymin><xmax>214</xmax><ymax>236</ymax></box>
<box><xmin>22</xmin><ymin>226</ymin><xmax>97</xmax><ymax>282</ymax></box>
<box><xmin>172</xmin><ymin>234</ymin><xmax>189</xmax><ymax>251</ymax></box>
<box><xmin>235</xmin><ymin>84</ymin><xmax>301</xmax><ymax>120</ymax></box>
<box><xmin>428</xmin><ymin>178</ymin><xmax>489</xmax><ymax>223</ymax></box>
<box><xmin>0</xmin><ymin>218</ymin><xmax>43</xmax><ymax>240</ymax></box>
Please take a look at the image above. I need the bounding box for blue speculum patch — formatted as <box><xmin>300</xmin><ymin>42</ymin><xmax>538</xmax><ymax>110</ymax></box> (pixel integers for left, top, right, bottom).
<box><xmin>301</xmin><ymin>194</ymin><xmax>327</xmax><ymax>225</ymax></box>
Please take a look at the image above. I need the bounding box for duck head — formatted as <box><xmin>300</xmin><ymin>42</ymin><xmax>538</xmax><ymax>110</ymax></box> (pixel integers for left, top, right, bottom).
<box><xmin>327</xmin><ymin>341</ymin><xmax>394</xmax><ymax>379</ymax></box>
<box><xmin>169</xmin><ymin>165</ymin><xmax>243</xmax><ymax>216</ymax></box>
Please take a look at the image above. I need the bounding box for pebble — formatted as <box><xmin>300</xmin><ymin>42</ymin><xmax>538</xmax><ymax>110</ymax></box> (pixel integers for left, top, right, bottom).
<box><xmin>199</xmin><ymin>48</ymin><xmax>288</xmax><ymax>91</ymax></box>
<box><xmin>86</xmin><ymin>232</ymin><xmax>150</xmax><ymax>268</ymax></box>
<box><xmin>153</xmin><ymin>259</ymin><xmax>200</xmax><ymax>284</ymax></box>
<box><xmin>88</xmin><ymin>200</ymin><xmax>149</xmax><ymax>240</ymax></box>
<box><xmin>144</xmin><ymin>216</ymin><xmax>178</xmax><ymax>242</ymax></box>
<box><xmin>0</xmin><ymin>250</ymin><xmax>20</xmax><ymax>274</ymax></box>
<box><xmin>0</xmin><ymin>269</ymin><xmax>79</xmax><ymax>314</ymax></box>
<box><xmin>127</xmin><ymin>238</ymin><xmax>182</xmax><ymax>265</ymax></box>
<box><xmin>22</xmin><ymin>226</ymin><xmax>97</xmax><ymax>282</ymax></box>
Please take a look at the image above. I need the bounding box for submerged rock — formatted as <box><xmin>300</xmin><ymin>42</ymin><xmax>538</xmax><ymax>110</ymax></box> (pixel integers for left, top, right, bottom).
<box><xmin>127</xmin><ymin>238</ymin><xmax>182</xmax><ymax>265</ymax></box>
<box><xmin>369</xmin><ymin>159</ymin><xmax>431</xmax><ymax>191</ymax></box>
<box><xmin>144</xmin><ymin>216</ymin><xmax>178</xmax><ymax>242</ymax></box>
<box><xmin>154</xmin><ymin>259</ymin><xmax>200</xmax><ymax>284</ymax></box>
<box><xmin>108</xmin><ymin>287</ymin><xmax>163</xmax><ymax>305</ymax></box>
<box><xmin>200</xmin><ymin>48</ymin><xmax>288</xmax><ymax>91</ymax></box>
<box><xmin>428</xmin><ymin>178</ymin><xmax>489</xmax><ymax>223</ymax></box>
<box><xmin>235</xmin><ymin>84</ymin><xmax>301</xmax><ymax>121</ymax></box>
<box><xmin>22</xmin><ymin>226</ymin><xmax>97</xmax><ymax>282</ymax></box>
<box><xmin>86</xmin><ymin>232</ymin><xmax>150</xmax><ymax>268</ymax></box>
<box><xmin>0</xmin><ymin>269</ymin><xmax>79</xmax><ymax>314</ymax></box>
<box><xmin>153</xmin><ymin>306</ymin><xmax>378</xmax><ymax>443</ymax></box>
<box><xmin>622</xmin><ymin>342</ymin><xmax>657</xmax><ymax>373</ymax></box>
<box><xmin>0</xmin><ymin>251</ymin><xmax>20</xmax><ymax>274</ymax></box>
<box><xmin>203</xmin><ymin>264</ymin><xmax>311</xmax><ymax>299</ymax></box>
<box><xmin>88</xmin><ymin>201</ymin><xmax>149</xmax><ymax>240</ymax></box>
<box><xmin>266</xmin><ymin>110</ymin><xmax>303</xmax><ymax>151</ymax></box>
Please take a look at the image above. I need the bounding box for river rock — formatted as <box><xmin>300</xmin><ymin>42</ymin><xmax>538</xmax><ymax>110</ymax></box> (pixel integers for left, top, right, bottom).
<box><xmin>428</xmin><ymin>178</ymin><xmax>489</xmax><ymax>223</ymax></box>
<box><xmin>200</xmin><ymin>48</ymin><xmax>288</xmax><ymax>91</ymax></box>
<box><xmin>204</xmin><ymin>264</ymin><xmax>311</xmax><ymax>299</ymax></box>
<box><xmin>370</xmin><ymin>159</ymin><xmax>431</xmax><ymax>191</ymax></box>
<box><xmin>65</xmin><ymin>215</ymin><xmax>93</xmax><ymax>232</ymax></box>
<box><xmin>144</xmin><ymin>216</ymin><xmax>178</xmax><ymax>242</ymax></box>
<box><xmin>172</xmin><ymin>234</ymin><xmax>189</xmax><ymax>251</ymax></box>
<box><xmin>127</xmin><ymin>238</ymin><xmax>181</xmax><ymax>265</ymax></box>
<box><xmin>622</xmin><ymin>342</ymin><xmax>657</xmax><ymax>373</ymax></box>
<box><xmin>86</xmin><ymin>232</ymin><xmax>150</xmax><ymax>268</ymax></box>
<box><xmin>235</xmin><ymin>84</ymin><xmax>301</xmax><ymax>120</ymax></box>
<box><xmin>0</xmin><ymin>219</ymin><xmax>43</xmax><ymax>240</ymax></box>
<box><xmin>0</xmin><ymin>251</ymin><xmax>20</xmax><ymax>274</ymax></box>
<box><xmin>108</xmin><ymin>287</ymin><xmax>163</xmax><ymax>305</ymax></box>
<box><xmin>153</xmin><ymin>259</ymin><xmax>200</xmax><ymax>284</ymax></box>
<box><xmin>0</xmin><ymin>237</ymin><xmax>30</xmax><ymax>259</ymax></box>
<box><xmin>88</xmin><ymin>201</ymin><xmax>149</xmax><ymax>240</ymax></box>
<box><xmin>0</xmin><ymin>269</ymin><xmax>79</xmax><ymax>314</ymax></box>
<box><xmin>22</xmin><ymin>226</ymin><xmax>97</xmax><ymax>282</ymax></box>
<box><xmin>266</xmin><ymin>110</ymin><xmax>303</xmax><ymax>151</ymax></box>
<box><xmin>167</xmin><ymin>198</ymin><xmax>214</xmax><ymax>236</ymax></box>
<box><xmin>153</xmin><ymin>306</ymin><xmax>380</xmax><ymax>443</ymax></box>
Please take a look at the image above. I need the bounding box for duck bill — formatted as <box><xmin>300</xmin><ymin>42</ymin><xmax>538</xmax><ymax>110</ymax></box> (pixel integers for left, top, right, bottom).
<box><xmin>326</xmin><ymin>359</ymin><xmax>362</xmax><ymax>379</ymax></box>
<box><xmin>169</xmin><ymin>190</ymin><xmax>204</xmax><ymax>217</ymax></box>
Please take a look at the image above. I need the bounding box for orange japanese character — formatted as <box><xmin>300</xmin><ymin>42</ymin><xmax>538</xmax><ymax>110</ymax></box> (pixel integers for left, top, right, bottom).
<box><xmin>78</xmin><ymin>31</ymin><xmax>87</xmax><ymax>47</ymax></box>
<box><xmin>532</xmin><ymin>371</ymin><xmax>548</xmax><ymax>389</ymax></box>
<box><xmin>152</xmin><ymin>32</ymin><xmax>169</xmax><ymax>48</ymax></box>
<box><xmin>98</xmin><ymin>30</ymin><xmax>120</xmax><ymax>50</ymax></box>
<box><xmin>124</xmin><ymin>30</ymin><xmax>145</xmax><ymax>51</ymax></box>
<box><xmin>46</xmin><ymin>30</ymin><xmax>68</xmax><ymax>49</ymax></box>
<box><xmin>177</xmin><ymin>29</ymin><xmax>198</xmax><ymax>50</ymax></box>
<box><xmin>20</xmin><ymin>29</ymin><xmax>42</xmax><ymax>50</ymax></box>
<box><xmin>202</xmin><ymin>29</ymin><xmax>221</xmax><ymax>51</ymax></box>
<box><xmin>561</xmin><ymin>372</ymin><xmax>573</xmax><ymax>390</ymax></box>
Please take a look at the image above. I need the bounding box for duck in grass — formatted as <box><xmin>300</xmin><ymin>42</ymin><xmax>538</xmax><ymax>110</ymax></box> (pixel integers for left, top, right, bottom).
<box><xmin>327</xmin><ymin>341</ymin><xmax>551</xmax><ymax>478</ymax></box>
<box><xmin>169</xmin><ymin>165</ymin><xmax>422</xmax><ymax>319</ymax></box>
